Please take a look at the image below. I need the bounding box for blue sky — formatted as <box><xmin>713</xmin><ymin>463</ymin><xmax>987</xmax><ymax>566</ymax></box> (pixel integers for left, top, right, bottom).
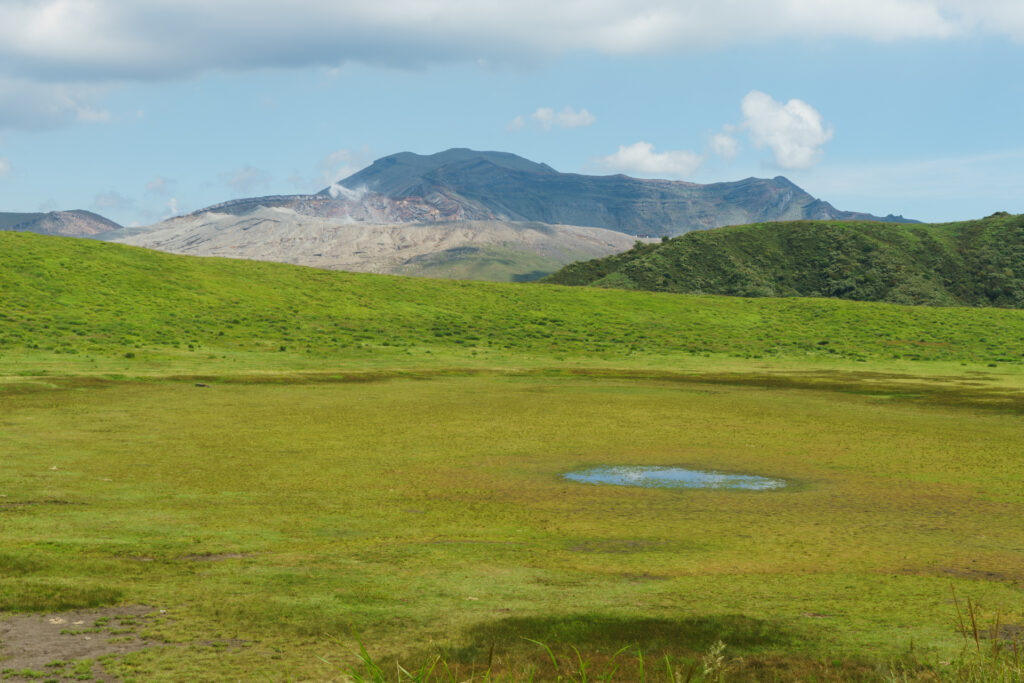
<box><xmin>0</xmin><ymin>1</ymin><xmax>1022</xmax><ymax>226</ymax></box>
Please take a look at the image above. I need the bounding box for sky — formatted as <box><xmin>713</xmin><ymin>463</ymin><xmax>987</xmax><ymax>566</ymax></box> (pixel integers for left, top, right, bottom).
<box><xmin>0</xmin><ymin>0</ymin><xmax>1022</xmax><ymax>227</ymax></box>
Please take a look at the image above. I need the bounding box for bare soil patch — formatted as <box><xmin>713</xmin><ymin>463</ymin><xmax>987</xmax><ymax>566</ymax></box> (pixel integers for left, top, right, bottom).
<box><xmin>0</xmin><ymin>606</ymin><xmax>155</xmax><ymax>678</ymax></box>
<box><xmin>181</xmin><ymin>552</ymin><xmax>255</xmax><ymax>562</ymax></box>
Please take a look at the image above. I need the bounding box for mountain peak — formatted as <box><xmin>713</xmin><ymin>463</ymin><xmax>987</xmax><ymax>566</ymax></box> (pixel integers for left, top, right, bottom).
<box><xmin>322</xmin><ymin>148</ymin><xmax>557</xmax><ymax>197</ymax></box>
<box><xmin>310</xmin><ymin>148</ymin><xmax>914</xmax><ymax>234</ymax></box>
<box><xmin>0</xmin><ymin>209</ymin><xmax>122</xmax><ymax>237</ymax></box>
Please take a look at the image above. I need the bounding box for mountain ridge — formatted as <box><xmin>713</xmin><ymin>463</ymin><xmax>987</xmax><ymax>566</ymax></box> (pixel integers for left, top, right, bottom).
<box><xmin>325</xmin><ymin>148</ymin><xmax>916</xmax><ymax>235</ymax></box>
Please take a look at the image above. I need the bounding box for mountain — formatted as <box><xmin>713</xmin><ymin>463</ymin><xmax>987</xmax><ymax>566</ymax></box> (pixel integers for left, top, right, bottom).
<box><xmin>326</xmin><ymin>148</ymin><xmax>916</xmax><ymax>236</ymax></box>
<box><xmin>544</xmin><ymin>212</ymin><xmax>1024</xmax><ymax>308</ymax></box>
<box><xmin>0</xmin><ymin>210</ymin><xmax>122</xmax><ymax>237</ymax></box>
<box><xmin>102</xmin><ymin>148</ymin><xmax>915</xmax><ymax>281</ymax></box>
<box><xmin>330</xmin><ymin>148</ymin><xmax>557</xmax><ymax>197</ymax></box>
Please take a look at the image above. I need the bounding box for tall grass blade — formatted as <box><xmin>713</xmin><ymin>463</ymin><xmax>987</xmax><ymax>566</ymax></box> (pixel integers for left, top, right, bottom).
<box><xmin>992</xmin><ymin>612</ymin><xmax>1001</xmax><ymax>660</ymax></box>
<box><xmin>570</xmin><ymin>644</ymin><xmax>588</xmax><ymax>682</ymax></box>
<box><xmin>523</xmin><ymin>638</ymin><xmax>561</xmax><ymax>681</ymax></box>
<box><xmin>968</xmin><ymin>596</ymin><xmax>981</xmax><ymax>653</ymax></box>
<box><xmin>663</xmin><ymin>654</ymin><xmax>675</xmax><ymax>682</ymax></box>
<box><xmin>951</xmin><ymin>584</ymin><xmax>968</xmax><ymax>639</ymax></box>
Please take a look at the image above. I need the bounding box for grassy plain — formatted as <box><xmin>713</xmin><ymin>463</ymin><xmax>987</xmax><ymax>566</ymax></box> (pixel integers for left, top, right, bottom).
<box><xmin>1</xmin><ymin>232</ymin><xmax>1023</xmax><ymax>680</ymax></box>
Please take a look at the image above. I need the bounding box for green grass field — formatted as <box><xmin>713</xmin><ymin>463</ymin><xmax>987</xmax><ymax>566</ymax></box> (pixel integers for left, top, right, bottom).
<box><xmin>2</xmin><ymin>232</ymin><xmax>1023</xmax><ymax>681</ymax></box>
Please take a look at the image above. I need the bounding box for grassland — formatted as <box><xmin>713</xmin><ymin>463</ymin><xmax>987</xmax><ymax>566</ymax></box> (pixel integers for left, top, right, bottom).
<box><xmin>1</xmin><ymin>231</ymin><xmax>1023</xmax><ymax>681</ymax></box>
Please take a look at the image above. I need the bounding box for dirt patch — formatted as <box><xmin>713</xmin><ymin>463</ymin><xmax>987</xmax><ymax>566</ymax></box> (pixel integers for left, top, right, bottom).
<box><xmin>617</xmin><ymin>572</ymin><xmax>670</xmax><ymax>582</ymax></box>
<box><xmin>935</xmin><ymin>566</ymin><xmax>1024</xmax><ymax>584</ymax></box>
<box><xmin>0</xmin><ymin>499</ymin><xmax>81</xmax><ymax>510</ymax></box>
<box><xmin>0</xmin><ymin>606</ymin><xmax>155</xmax><ymax>677</ymax></box>
<box><xmin>996</xmin><ymin>624</ymin><xmax>1024</xmax><ymax>641</ymax></box>
<box><xmin>181</xmin><ymin>552</ymin><xmax>255</xmax><ymax>562</ymax></box>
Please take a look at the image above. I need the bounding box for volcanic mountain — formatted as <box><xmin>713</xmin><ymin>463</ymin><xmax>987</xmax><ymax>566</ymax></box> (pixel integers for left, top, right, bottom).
<box><xmin>326</xmin><ymin>148</ymin><xmax>914</xmax><ymax>235</ymax></box>
<box><xmin>1</xmin><ymin>210</ymin><xmax>122</xmax><ymax>237</ymax></box>
<box><xmin>103</xmin><ymin>148</ymin><xmax>914</xmax><ymax>281</ymax></box>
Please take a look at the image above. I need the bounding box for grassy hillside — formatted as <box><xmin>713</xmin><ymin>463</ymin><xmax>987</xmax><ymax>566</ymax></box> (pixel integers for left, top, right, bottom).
<box><xmin>544</xmin><ymin>213</ymin><xmax>1024</xmax><ymax>308</ymax></box>
<box><xmin>2</xmin><ymin>230</ymin><xmax>1023</xmax><ymax>369</ymax></box>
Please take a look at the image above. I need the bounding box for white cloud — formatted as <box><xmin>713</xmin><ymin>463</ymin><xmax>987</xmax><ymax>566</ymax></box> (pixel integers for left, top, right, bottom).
<box><xmin>711</xmin><ymin>133</ymin><xmax>739</xmax><ymax>159</ymax></box>
<box><xmin>939</xmin><ymin>0</ymin><xmax>1024</xmax><ymax>40</ymax></box>
<box><xmin>508</xmin><ymin>107</ymin><xmax>595</xmax><ymax>132</ymax></box>
<box><xmin>594</xmin><ymin>142</ymin><xmax>703</xmax><ymax>178</ymax></box>
<box><xmin>0</xmin><ymin>2</ymin><xmax>1017</xmax><ymax>132</ymax></box>
<box><xmin>0</xmin><ymin>157</ymin><xmax>10</xmax><ymax>178</ymax></box>
<box><xmin>76</xmin><ymin>106</ymin><xmax>111</xmax><ymax>123</ymax></box>
<box><xmin>530</xmin><ymin>106</ymin><xmax>596</xmax><ymax>130</ymax></box>
<box><xmin>219</xmin><ymin>165</ymin><xmax>272</xmax><ymax>195</ymax></box>
<box><xmin>0</xmin><ymin>1</ymin><xmax>1003</xmax><ymax>91</ymax></box>
<box><xmin>0</xmin><ymin>77</ymin><xmax>108</xmax><ymax>130</ymax></box>
<box><xmin>166</xmin><ymin>197</ymin><xmax>180</xmax><ymax>218</ymax></box>
<box><xmin>506</xmin><ymin>115</ymin><xmax>527</xmax><ymax>131</ymax></box>
<box><xmin>741</xmin><ymin>91</ymin><xmax>833</xmax><ymax>169</ymax></box>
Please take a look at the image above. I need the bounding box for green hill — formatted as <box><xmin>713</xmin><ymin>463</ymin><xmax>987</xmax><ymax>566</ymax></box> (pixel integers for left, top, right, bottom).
<box><xmin>544</xmin><ymin>213</ymin><xmax>1024</xmax><ymax>308</ymax></box>
<box><xmin>1</xmin><ymin>230</ymin><xmax>1022</xmax><ymax>368</ymax></box>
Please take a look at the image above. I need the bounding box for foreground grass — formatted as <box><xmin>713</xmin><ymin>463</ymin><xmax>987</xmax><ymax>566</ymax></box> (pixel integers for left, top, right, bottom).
<box><xmin>1</xmin><ymin>233</ymin><xmax>1023</xmax><ymax>680</ymax></box>
<box><xmin>2</xmin><ymin>373</ymin><xmax>1023</xmax><ymax>679</ymax></box>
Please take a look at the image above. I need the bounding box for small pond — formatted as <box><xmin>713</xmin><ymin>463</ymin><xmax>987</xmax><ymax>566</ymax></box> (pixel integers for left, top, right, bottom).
<box><xmin>562</xmin><ymin>466</ymin><xmax>786</xmax><ymax>491</ymax></box>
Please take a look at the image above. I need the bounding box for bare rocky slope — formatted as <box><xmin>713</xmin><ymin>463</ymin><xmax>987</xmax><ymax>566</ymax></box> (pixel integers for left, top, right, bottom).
<box><xmin>108</xmin><ymin>207</ymin><xmax>641</xmax><ymax>281</ymax></box>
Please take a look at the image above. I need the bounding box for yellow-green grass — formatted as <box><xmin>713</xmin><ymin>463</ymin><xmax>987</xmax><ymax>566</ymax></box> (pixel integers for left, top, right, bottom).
<box><xmin>2</xmin><ymin>373</ymin><xmax>1022</xmax><ymax>679</ymax></box>
<box><xmin>3</xmin><ymin>231</ymin><xmax>1023</xmax><ymax>375</ymax></box>
<box><xmin>2</xmin><ymin>232</ymin><xmax>1024</xmax><ymax>679</ymax></box>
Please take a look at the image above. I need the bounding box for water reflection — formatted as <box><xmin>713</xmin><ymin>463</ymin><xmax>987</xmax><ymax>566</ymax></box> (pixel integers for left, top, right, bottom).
<box><xmin>563</xmin><ymin>466</ymin><xmax>785</xmax><ymax>490</ymax></box>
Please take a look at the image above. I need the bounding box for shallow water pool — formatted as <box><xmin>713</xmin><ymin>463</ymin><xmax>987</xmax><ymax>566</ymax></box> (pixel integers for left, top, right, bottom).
<box><xmin>562</xmin><ymin>466</ymin><xmax>786</xmax><ymax>490</ymax></box>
